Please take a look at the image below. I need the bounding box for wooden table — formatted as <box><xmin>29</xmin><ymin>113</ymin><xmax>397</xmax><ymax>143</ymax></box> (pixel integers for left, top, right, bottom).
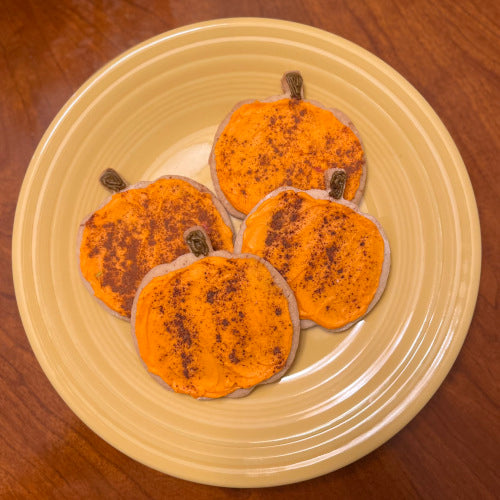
<box><xmin>1</xmin><ymin>1</ymin><xmax>498</xmax><ymax>497</ymax></box>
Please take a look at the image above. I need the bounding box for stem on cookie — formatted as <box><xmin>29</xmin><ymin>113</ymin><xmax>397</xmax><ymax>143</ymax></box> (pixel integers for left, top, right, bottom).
<box><xmin>100</xmin><ymin>168</ymin><xmax>128</xmax><ymax>192</ymax></box>
<box><xmin>283</xmin><ymin>71</ymin><xmax>304</xmax><ymax>100</ymax></box>
<box><xmin>184</xmin><ymin>227</ymin><xmax>213</xmax><ymax>257</ymax></box>
<box><xmin>328</xmin><ymin>169</ymin><xmax>347</xmax><ymax>200</ymax></box>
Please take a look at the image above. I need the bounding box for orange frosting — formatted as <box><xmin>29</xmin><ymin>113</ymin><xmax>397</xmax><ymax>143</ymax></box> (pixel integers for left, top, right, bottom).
<box><xmin>79</xmin><ymin>178</ymin><xmax>234</xmax><ymax>318</ymax></box>
<box><xmin>214</xmin><ymin>98</ymin><xmax>364</xmax><ymax>215</ymax></box>
<box><xmin>134</xmin><ymin>256</ymin><xmax>294</xmax><ymax>399</ymax></box>
<box><xmin>240</xmin><ymin>190</ymin><xmax>385</xmax><ymax>330</ymax></box>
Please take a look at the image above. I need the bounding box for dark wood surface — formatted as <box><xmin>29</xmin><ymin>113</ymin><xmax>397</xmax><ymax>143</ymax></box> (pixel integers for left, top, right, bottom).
<box><xmin>1</xmin><ymin>1</ymin><xmax>498</xmax><ymax>498</ymax></box>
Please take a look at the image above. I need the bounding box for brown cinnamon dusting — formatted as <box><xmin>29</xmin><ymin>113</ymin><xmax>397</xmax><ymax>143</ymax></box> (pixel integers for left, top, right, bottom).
<box><xmin>242</xmin><ymin>190</ymin><xmax>385</xmax><ymax>329</ymax></box>
<box><xmin>134</xmin><ymin>256</ymin><xmax>295</xmax><ymax>398</ymax></box>
<box><xmin>215</xmin><ymin>98</ymin><xmax>364</xmax><ymax>214</ymax></box>
<box><xmin>80</xmin><ymin>178</ymin><xmax>233</xmax><ymax>317</ymax></box>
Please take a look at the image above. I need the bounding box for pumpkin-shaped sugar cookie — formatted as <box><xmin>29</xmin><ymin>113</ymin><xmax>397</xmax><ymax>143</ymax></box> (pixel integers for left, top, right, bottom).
<box><xmin>131</xmin><ymin>227</ymin><xmax>300</xmax><ymax>399</ymax></box>
<box><xmin>235</xmin><ymin>171</ymin><xmax>390</xmax><ymax>332</ymax></box>
<box><xmin>78</xmin><ymin>170</ymin><xmax>234</xmax><ymax>320</ymax></box>
<box><xmin>210</xmin><ymin>71</ymin><xmax>366</xmax><ymax>218</ymax></box>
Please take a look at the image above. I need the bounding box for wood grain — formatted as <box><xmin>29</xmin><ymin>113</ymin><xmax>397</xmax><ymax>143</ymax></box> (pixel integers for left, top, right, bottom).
<box><xmin>1</xmin><ymin>0</ymin><xmax>498</xmax><ymax>497</ymax></box>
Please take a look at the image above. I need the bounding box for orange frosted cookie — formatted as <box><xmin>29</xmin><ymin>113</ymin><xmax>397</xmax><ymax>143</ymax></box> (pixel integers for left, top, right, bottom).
<box><xmin>131</xmin><ymin>228</ymin><xmax>300</xmax><ymax>399</ymax></box>
<box><xmin>78</xmin><ymin>171</ymin><xmax>234</xmax><ymax>319</ymax></box>
<box><xmin>210</xmin><ymin>71</ymin><xmax>366</xmax><ymax>218</ymax></box>
<box><xmin>235</xmin><ymin>174</ymin><xmax>390</xmax><ymax>331</ymax></box>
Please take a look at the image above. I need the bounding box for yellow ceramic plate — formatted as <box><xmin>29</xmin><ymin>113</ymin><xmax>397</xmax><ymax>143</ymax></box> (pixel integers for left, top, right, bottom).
<box><xmin>13</xmin><ymin>18</ymin><xmax>480</xmax><ymax>487</ymax></box>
